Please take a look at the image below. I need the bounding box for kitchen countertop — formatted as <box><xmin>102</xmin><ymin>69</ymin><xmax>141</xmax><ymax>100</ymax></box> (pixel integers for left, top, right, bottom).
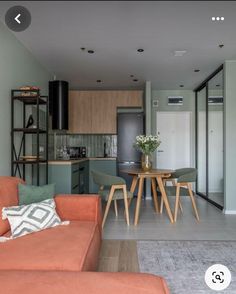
<box><xmin>48</xmin><ymin>157</ymin><xmax>117</xmax><ymax>165</ymax></box>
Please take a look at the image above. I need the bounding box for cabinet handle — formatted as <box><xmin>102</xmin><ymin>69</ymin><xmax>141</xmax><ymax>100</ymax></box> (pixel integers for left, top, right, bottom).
<box><xmin>72</xmin><ymin>184</ymin><xmax>79</xmax><ymax>189</ymax></box>
<box><xmin>79</xmin><ymin>167</ymin><xmax>85</xmax><ymax>171</ymax></box>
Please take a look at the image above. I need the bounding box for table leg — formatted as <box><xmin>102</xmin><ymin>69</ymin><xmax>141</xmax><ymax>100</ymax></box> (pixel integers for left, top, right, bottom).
<box><xmin>130</xmin><ymin>176</ymin><xmax>138</xmax><ymax>193</ymax></box>
<box><xmin>151</xmin><ymin>178</ymin><xmax>159</xmax><ymax>213</ymax></box>
<box><xmin>129</xmin><ymin>175</ymin><xmax>138</xmax><ymax>206</ymax></box>
<box><xmin>156</xmin><ymin>176</ymin><xmax>174</xmax><ymax>223</ymax></box>
<box><xmin>134</xmin><ymin>176</ymin><xmax>144</xmax><ymax>226</ymax></box>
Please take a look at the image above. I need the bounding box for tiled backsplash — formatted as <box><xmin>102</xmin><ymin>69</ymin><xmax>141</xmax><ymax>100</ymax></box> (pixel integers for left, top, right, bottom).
<box><xmin>54</xmin><ymin>134</ymin><xmax>117</xmax><ymax>158</ymax></box>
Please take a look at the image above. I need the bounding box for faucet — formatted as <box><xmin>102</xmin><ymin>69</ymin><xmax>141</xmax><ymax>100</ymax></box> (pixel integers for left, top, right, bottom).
<box><xmin>103</xmin><ymin>142</ymin><xmax>108</xmax><ymax>158</ymax></box>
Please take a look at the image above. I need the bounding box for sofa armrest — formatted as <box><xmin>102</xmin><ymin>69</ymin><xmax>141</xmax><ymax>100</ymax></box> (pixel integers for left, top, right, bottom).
<box><xmin>55</xmin><ymin>195</ymin><xmax>102</xmax><ymax>230</ymax></box>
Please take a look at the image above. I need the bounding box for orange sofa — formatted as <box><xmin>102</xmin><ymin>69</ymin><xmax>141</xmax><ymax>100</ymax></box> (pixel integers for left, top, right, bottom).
<box><xmin>0</xmin><ymin>176</ymin><xmax>102</xmax><ymax>271</ymax></box>
<box><xmin>0</xmin><ymin>271</ymin><xmax>169</xmax><ymax>294</ymax></box>
<box><xmin>0</xmin><ymin>176</ymin><xmax>169</xmax><ymax>294</ymax></box>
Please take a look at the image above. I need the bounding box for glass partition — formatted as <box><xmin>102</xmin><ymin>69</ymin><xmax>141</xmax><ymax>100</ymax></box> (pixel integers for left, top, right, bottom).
<box><xmin>197</xmin><ymin>87</ymin><xmax>207</xmax><ymax>196</ymax></box>
<box><xmin>195</xmin><ymin>66</ymin><xmax>224</xmax><ymax>209</ymax></box>
<box><xmin>208</xmin><ymin>71</ymin><xmax>224</xmax><ymax>206</ymax></box>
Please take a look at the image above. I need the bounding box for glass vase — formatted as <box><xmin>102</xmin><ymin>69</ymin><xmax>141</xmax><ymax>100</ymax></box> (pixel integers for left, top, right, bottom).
<box><xmin>141</xmin><ymin>154</ymin><xmax>152</xmax><ymax>171</ymax></box>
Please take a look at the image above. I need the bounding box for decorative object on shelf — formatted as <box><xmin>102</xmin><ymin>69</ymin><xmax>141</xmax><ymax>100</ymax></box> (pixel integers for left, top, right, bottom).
<box><xmin>25</xmin><ymin>114</ymin><xmax>35</xmax><ymax>128</ymax></box>
<box><xmin>134</xmin><ymin>135</ymin><xmax>161</xmax><ymax>171</ymax></box>
<box><xmin>19</xmin><ymin>156</ymin><xmax>43</xmax><ymax>162</ymax></box>
<box><xmin>19</xmin><ymin>86</ymin><xmax>40</xmax><ymax>97</ymax></box>
<box><xmin>11</xmin><ymin>88</ymin><xmax>49</xmax><ymax>185</ymax></box>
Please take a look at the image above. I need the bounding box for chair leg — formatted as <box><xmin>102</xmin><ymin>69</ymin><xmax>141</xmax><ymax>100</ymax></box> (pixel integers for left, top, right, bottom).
<box><xmin>128</xmin><ymin>197</ymin><xmax>132</xmax><ymax>207</ymax></box>
<box><xmin>102</xmin><ymin>186</ymin><xmax>115</xmax><ymax>228</ymax></box>
<box><xmin>114</xmin><ymin>200</ymin><xmax>118</xmax><ymax>216</ymax></box>
<box><xmin>179</xmin><ymin>199</ymin><xmax>183</xmax><ymax>213</ymax></box>
<box><xmin>160</xmin><ymin>196</ymin><xmax>164</xmax><ymax>213</ymax></box>
<box><xmin>122</xmin><ymin>185</ymin><xmax>130</xmax><ymax>226</ymax></box>
<box><xmin>188</xmin><ymin>183</ymin><xmax>200</xmax><ymax>221</ymax></box>
<box><xmin>174</xmin><ymin>184</ymin><xmax>180</xmax><ymax>222</ymax></box>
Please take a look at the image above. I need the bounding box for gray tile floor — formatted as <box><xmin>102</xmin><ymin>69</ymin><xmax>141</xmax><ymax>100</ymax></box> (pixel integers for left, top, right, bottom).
<box><xmin>103</xmin><ymin>196</ymin><xmax>236</xmax><ymax>240</ymax></box>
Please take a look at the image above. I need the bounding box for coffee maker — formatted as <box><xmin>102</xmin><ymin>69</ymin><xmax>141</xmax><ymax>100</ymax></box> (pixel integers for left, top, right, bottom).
<box><xmin>78</xmin><ymin>146</ymin><xmax>86</xmax><ymax>158</ymax></box>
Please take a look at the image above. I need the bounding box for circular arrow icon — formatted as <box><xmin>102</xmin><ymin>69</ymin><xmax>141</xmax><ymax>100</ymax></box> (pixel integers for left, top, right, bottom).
<box><xmin>5</xmin><ymin>6</ymin><xmax>31</xmax><ymax>32</ymax></box>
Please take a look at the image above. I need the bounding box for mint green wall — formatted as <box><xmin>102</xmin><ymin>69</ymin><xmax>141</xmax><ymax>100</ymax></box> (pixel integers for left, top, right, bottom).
<box><xmin>224</xmin><ymin>61</ymin><xmax>236</xmax><ymax>212</ymax></box>
<box><xmin>0</xmin><ymin>22</ymin><xmax>52</xmax><ymax>176</ymax></box>
<box><xmin>151</xmin><ymin>90</ymin><xmax>195</xmax><ymax>167</ymax></box>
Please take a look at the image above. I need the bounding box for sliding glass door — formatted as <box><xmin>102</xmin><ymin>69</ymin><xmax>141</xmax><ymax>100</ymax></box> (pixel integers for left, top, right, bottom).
<box><xmin>195</xmin><ymin>66</ymin><xmax>224</xmax><ymax>209</ymax></box>
<box><xmin>197</xmin><ymin>86</ymin><xmax>207</xmax><ymax>197</ymax></box>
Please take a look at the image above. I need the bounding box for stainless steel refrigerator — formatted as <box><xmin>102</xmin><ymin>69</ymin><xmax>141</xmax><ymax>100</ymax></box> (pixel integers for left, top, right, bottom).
<box><xmin>117</xmin><ymin>112</ymin><xmax>144</xmax><ymax>196</ymax></box>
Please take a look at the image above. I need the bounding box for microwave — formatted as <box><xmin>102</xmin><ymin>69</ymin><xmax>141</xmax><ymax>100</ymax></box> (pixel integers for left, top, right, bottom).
<box><xmin>69</xmin><ymin>147</ymin><xmax>86</xmax><ymax>159</ymax></box>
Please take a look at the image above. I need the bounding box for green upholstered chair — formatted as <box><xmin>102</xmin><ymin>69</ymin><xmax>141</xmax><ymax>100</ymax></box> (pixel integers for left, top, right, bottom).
<box><xmin>91</xmin><ymin>170</ymin><xmax>133</xmax><ymax>228</ymax></box>
<box><xmin>159</xmin><ymin>168</ymin><xmax>200</xmax><ymax>222</ymax></box>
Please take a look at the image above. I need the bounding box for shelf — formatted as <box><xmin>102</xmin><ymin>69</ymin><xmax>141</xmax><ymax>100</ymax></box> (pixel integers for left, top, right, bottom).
<box><xmin>13</xmin><ymin>160</ymin><xmax>47</xmax><ymax>164</ymax></box>
<box><xmin>13</xmin><ymin>128</ymin><xmax>46</xmax><ymax>134</ymax></box>
<box><xmin>13</xmin><ymin>96</ymin><xmax>47</xmax><ymax>105</ymax></box>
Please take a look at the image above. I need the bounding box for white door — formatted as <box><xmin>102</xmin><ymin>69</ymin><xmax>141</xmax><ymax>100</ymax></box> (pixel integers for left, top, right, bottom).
<box><xmin>208</xmin><ymin>111</ymin><xmax>223</xmax><ymax>193</ymax></box>
<box><xmin>156</xmin><ymin>112</ymin><xmax>191</xmax><ymax>169</ymax></box>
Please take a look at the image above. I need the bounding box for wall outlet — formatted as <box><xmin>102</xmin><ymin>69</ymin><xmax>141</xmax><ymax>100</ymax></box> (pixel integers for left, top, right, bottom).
<box><xmin>152</xmin><ymin>100</ymin><xmax>159</xmax><ymax>107</ymax></box>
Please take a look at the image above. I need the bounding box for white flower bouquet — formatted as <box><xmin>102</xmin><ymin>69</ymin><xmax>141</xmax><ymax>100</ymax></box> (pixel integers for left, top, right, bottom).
<box><xmin>133</xmin><ymin>135</ymin><xmax>161</xmax><ymax>155</ymax></box>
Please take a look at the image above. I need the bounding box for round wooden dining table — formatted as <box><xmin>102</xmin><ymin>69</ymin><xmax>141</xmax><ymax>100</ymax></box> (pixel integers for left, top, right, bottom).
<box><xmin>122</xmin><ymin>168</ymin><xmax>174</xmax><ymax>225</ymax></box>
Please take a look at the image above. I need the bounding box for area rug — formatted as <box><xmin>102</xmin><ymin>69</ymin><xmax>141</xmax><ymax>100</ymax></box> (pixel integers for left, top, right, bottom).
<box><xmin>137</xmin><ymin>240</ymin><xmax>236</xmax><ymax>294</ymax></box>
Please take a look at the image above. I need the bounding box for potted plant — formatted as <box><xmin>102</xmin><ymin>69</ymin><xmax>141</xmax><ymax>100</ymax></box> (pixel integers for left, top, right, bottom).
<box><xmin>134</xmin><ymin>135</ymin><xmax>161</xmax><ymax>171</ymax></box>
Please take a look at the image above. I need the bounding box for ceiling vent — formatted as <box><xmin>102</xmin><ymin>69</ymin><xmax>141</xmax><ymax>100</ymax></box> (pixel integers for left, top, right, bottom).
<box><xmin>174</xmin><ymin>50</ymin><xmax>187</xmax><ymax>57</ymax></box>
<box><xmin>168</xmin><ymin>96</ymin><xmax>183</xmax><ymax>105</ymax></box>
<box><xmin>208</xmin><ymin>96</ymin><xmax>223</xmax><ymax>105</ymax></box>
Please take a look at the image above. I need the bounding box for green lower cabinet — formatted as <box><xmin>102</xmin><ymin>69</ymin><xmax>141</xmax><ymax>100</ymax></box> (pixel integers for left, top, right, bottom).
<box><xmin>49</xmin><ymin>164</ymin><xmax>73</xmax><ymax>194</ymax></box>
<box><xmin>89</xmin><ymin>160</ymin><xmax>117</xmax><ymax>193</ymax></box>
<box><xmin>48</xmin><ymin>159</ymin><xmax>116</xmax><ymax>194</ymax></box>
<box><xmin>49</xmin><ymin>161</ymin><xmax>89</xmax><ymax>194</ymax></box>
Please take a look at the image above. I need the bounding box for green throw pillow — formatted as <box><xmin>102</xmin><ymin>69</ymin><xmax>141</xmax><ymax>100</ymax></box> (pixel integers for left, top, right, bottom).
<box><xmin>18</xmin><ymin>183</ymin><xmax>55</xmax><ymax>205</ymax></box>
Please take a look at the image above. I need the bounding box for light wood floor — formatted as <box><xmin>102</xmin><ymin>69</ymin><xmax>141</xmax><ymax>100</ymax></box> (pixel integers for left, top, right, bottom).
<box><xmin>98</xmin><ymin>240</ymin><xmax>139</xmax><ymax>272</ymax></box>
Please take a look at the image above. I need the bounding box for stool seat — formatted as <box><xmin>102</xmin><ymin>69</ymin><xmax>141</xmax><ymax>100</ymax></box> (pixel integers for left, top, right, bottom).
<box><xmin>99</xmin><ymin>189</ymin><xmax>133</xmax><ymax>201</ymax></box>
<box><xmin>157</xmin><ymin>186</ymin><xmax>190</xmax><ymax>196</ymax></box>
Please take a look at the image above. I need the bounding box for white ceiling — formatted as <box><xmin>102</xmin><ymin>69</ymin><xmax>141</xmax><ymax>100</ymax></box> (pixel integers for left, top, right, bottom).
<box><xmin>0</xmin><ymin>1</ymin><xmax>236</xmax><ymax>90</ymax></box>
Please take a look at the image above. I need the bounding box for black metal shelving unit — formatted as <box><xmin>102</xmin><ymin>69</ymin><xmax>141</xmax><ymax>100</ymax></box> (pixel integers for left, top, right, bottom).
<box><xmin>11</xmin><ymin>89</ymin><xmax>49</xmax><ymax>185</ymax></box>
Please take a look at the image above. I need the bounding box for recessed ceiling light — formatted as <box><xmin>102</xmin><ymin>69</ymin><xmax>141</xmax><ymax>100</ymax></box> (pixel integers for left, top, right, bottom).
<box><xmin>87</xmin><ymin>50</ymin><xmax>94</xmax><ymax>54</ymax></box>
<box><xmin>179</xmin><ymin>85</ymin><xmax>184</xmax><ymax>88</ymax></box>
<box><xmin>219</xmin><ymin>44</ymin><xmax>224</xmax><ymax>48</ymax></box>
<box><xmin>194</xmin><ymin>69</ymin><xmax>200</xmax><ymax>72</ymax></box>
<box><xmin>133</xmin><ymin>79</ymin><xmax>139</xmax><ymax>82</ymax></box>
<box><xmin>174</xmin><ymin>50</ymin><xmax>187</xmax><ymax>57</ymax></box>
<box><xmin>137</xmin><ymin>48</ymin><xmax>144</xmax><ymax>53</ymax></box>
<box><xmin>96</xmin><ymin>80</ymin><xmax>102</xmax><ymax>83</ymax></box>
<box><xmin>212</xmin><ymin>16</ymin><xmax>224</xmax><ymax>21</ymax></box>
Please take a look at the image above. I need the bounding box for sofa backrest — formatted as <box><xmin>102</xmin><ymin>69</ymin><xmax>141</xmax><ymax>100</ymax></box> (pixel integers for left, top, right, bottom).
<box><xmin>0</xmin><ymin>176</ymin><xmax>24</xmax><ymax>236</ymax></box>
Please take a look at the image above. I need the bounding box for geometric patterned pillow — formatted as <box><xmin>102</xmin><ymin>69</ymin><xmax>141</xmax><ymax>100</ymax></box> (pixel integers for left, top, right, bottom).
<box><xmin>2</xmin><ymin>199</ymin><xmax>63</xmax><ymax>238</ymax></box>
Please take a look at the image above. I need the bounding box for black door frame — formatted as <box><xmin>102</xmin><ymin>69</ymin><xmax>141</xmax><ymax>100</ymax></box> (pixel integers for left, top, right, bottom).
<box><xmin>194</xmin><ymin>64</ymin><xmax>224</xmax><ymax>210</ymax></box>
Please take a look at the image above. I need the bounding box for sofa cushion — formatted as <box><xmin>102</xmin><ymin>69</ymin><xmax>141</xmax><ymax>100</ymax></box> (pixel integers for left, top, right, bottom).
<box><xmin>0</xmin><ymin>177</ymin><xmax>24</xmax><ymax>236</ymax></box>
<box><xmin>0</xmin><ymin>271</ymin><xmax>170</xmax><ymax>294</ymax></box>
<box><xmin>2</xmin><ymin>199</ymin><xmax>63</xmax><ymax>238</ymax></box>
<box><xmin>18</xmin><ymin>183</ymin><xmax>55</xmax><ymax>205</ymax></box>
<box><xmin>0</xmin><ymin>220</ymin><xmax>101</xmax><ymax>271</ymax></box>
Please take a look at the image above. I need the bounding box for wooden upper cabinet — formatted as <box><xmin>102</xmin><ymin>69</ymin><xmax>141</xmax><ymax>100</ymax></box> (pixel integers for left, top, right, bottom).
<box><xmin>91</xmin><ymin>92</ymin><xmax>117</xmax><ymax>134</ymax></box>
<box><xmin>69</xmin><ymin>91</ymin><xmax>92</xmax><ymax>133</ymax></box>
<box><xmin>114</xmin><ymin>91</ymin><xmax>143</xmax><ymax>107</ymax></box>
<box><xmin>69</xmin><ymin>90</ymin><xmax>143</xmax><ymax>134</ymax></box>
